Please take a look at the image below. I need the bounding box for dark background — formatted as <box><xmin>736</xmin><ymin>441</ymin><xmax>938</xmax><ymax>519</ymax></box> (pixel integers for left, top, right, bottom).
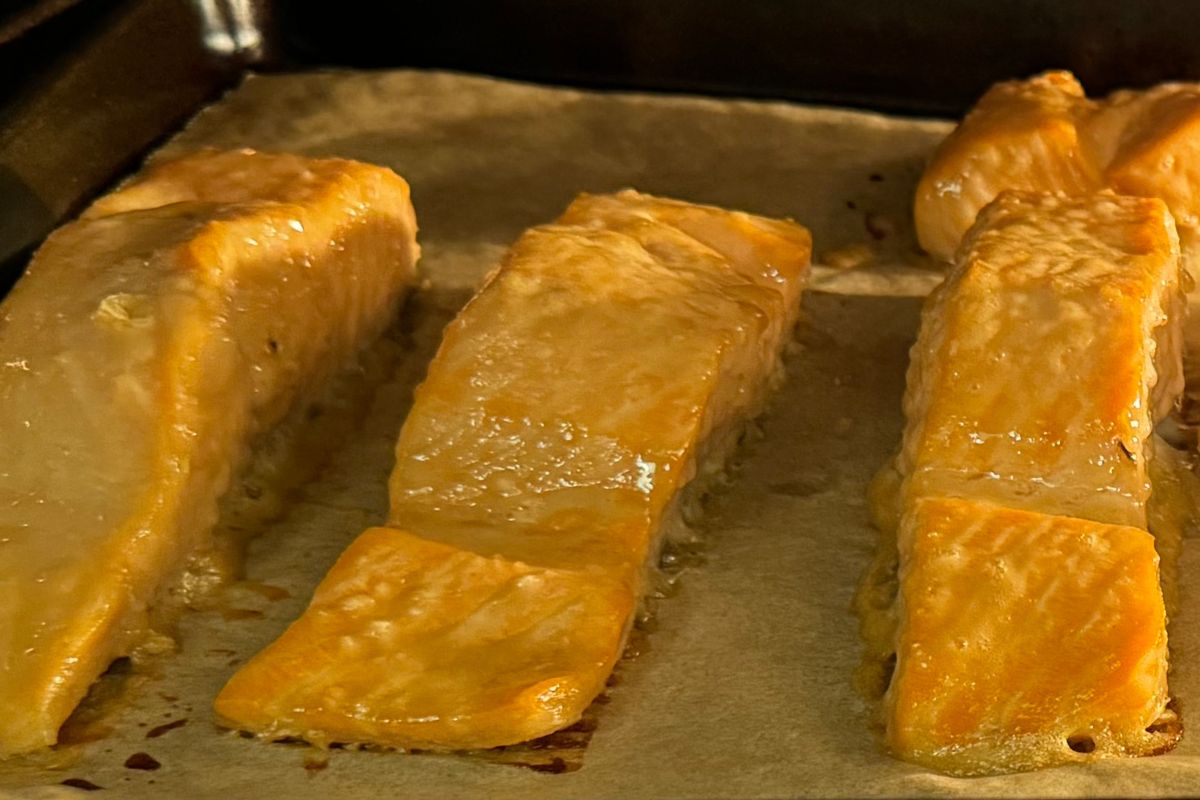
<box><xmin>273</xmin><ymin>0</ymin><xmax>1200</xmax><ymax>117</ymax></box>
<box><xmin>5</xmin><ymin>0</ymin><xmax>1200</xmax><ymax>117</ymax></box>
<box><xmin>1</xmin><ymin>0</ymin><xmax>1199</xmax><ymax>285</ymax></box>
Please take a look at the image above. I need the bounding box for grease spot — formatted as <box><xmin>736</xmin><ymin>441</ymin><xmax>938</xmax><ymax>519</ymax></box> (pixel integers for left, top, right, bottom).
<box><xmin>61</xmin><ymin>778</ymin><xmax>103</xmax><ymax>791</ymax></box>
<box><xmin>146</xmin><ymin>718</ymin><xmax>187</xmax><ymax>739</ymax></box>
<box><xmin>124</xmin><ymin>752</ymin><xmax>161</xmax><ymax>771</ymax></box>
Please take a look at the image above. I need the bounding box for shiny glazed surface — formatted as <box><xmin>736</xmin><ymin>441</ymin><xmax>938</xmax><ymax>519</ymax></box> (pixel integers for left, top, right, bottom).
<box><xmin>0</xmin><ymin>149</ymin><xmax>419</xmax><ymax>756</ymax></box>
<box><xmin>899</xmin><ymin>191</ymin><xmax>1183</xmax><ymax>528</ymax></box>
<box><xmin>868</xmin><ymin>191</ymin><xmax>1185</xmax><ymax>775</ymax></box>
<box><xmin>915</xmin><ymin>70</ymin><xmax>1200</xmax><ymax>268</ymax></box>
<box><xmin>214</xmin><ymin>190</ymin><xmax>812</xmax><ymax>750</ymax></box>
<box><xmin>888</xmin><ymin>497</ymin><xmax>1172</xmax><ymax>775</ymax></box>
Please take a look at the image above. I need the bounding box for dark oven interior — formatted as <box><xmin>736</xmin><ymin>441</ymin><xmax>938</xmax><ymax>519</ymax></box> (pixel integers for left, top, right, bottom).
<box><xmin>1</xmin><ymin>0</ymin><xmax>1195</xmax><ymax>292</ymax></box>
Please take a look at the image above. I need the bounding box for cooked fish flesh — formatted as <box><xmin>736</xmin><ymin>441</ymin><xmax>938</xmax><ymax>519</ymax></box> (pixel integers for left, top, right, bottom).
<box><xmin>214</xmin><ymin>190</ymin><xmax>812</xmax><ymax>750</ymax></box>
<box><xmin>915</xmin><ymin>70</ymin><xmax>1200</xmax><ymax>271</ymax></box>
<box><xmin>888</xmin><ymin>497</ymin><xmax>1173</xmax><ymax>775</ymax></box>
<box><xmin>0</xmin><ymin>149</ymin><xmax>419</xmax><ymax>756</ymax></box>
<box><xmin>865</xmin><ymin>191</ymin><xmax>1185</xmax><ymax>775</ymax></box>
<box><xmin>888</xmin><ymin>191</ymin><xmax>1183</xmax><ymax>529</ymax></box>
<box><xmin>915</xmin><ymin>71</ymin><xmax>1097</xmax><ymax>262</ymax></box>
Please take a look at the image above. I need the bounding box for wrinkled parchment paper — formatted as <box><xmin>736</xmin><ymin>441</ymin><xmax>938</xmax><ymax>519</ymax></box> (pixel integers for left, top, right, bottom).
<box><xmin>6</xmin><ymin>70</ymin><xmax>1200</xmax><ymax>799</ymax></box>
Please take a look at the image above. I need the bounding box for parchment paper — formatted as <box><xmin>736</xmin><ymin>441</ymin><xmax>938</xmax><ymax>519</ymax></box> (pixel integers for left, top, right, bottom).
<box><xmin>5</xmin><ymin>69</ymin><xmax>1199</xmax><ymax>798</ymax></box>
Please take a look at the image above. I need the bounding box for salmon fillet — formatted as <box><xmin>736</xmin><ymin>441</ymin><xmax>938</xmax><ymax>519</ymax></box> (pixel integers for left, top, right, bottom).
<box><xmin>888</xmin><ymin>497</ymin><xmax>1173</xmax><ymax>775</ymax></box>
<box><xmin>915</xmin><ymin>70</ymin><xmax>1200</xmax><ymax>270</ymax></box>
<box><xmin>0</xmin><ymin>149</ymin><xmax>419</xmax><ymax>756</ymax></box>
<box><xmin>915</xmin><ymin>72</ymin><xmax>1097</xmax><ymax>262</ymax></box>
<box><xmin>214</xmin><ymin>190</ymin><xmax>811</xmax><ymax>749</ymax></box>
<box><xmin>889</xmin><ymin>191</ymin><xmax>1183</xmax><ymax>529</ymax></box>
<box><xmin>864</xmin><ymin>191</ymin><xmax>1185</xmax><ymax>775</ymax></box>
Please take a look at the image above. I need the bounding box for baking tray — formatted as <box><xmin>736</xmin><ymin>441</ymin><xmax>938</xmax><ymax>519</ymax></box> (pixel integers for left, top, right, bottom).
<box><xmin>2</xmin><ymin>2</ymin><xmax>1200</xmax><ymax>798</ymax></box>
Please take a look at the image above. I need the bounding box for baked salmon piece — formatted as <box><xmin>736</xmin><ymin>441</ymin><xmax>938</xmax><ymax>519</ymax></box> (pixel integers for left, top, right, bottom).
<box><xmin>214</xmin><ymin>190</ymin><xmax>811</xmax><ymax>749</ymax></box>
<box><xmin>916</xmin><ymin>71</ymin><xmax>1200</xmax><ymax>268</ymax></box>
<box><xmin>914</xmin><ymin>71</ymin><xmax>1098</xmax><ymax>262</ymax></box>
<box><xmin>861</xmin><ymin>190</ymin><xmax>1188</xmax><ymax>776</ymax></box>
<box><xmin>0</xmin><ymin>149</ymin><xmax>419</xmax><ymax>756</ymax></box>
<box><xmin>888</xmin><ymin>497</ymin><xmax>1175</xmax><ymax>776</ymax></box>
<box><xmin>1101</xmin><ymin>84</ymin><xmax>1200</xmax><ymax>243</ymax></box>
<box><xmin>883</xmin><ymin>191</ymin><xmax>1184</xmax><ymax>531</ymax></box>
